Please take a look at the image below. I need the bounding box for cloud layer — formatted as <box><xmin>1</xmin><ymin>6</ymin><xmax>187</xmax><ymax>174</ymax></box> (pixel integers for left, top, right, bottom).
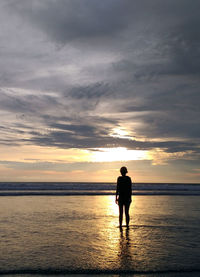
<box><xmin>0</xmin><ymin>0</ymin><xmax>200</xmax><ymax>179</ymax></box>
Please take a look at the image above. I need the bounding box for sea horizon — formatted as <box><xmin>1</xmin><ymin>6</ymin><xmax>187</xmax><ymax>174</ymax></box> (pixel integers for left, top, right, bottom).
<box><xmin>1</xmin><ymin>182</ymin><xmax>200</xmax><ymax>196</ymax></box>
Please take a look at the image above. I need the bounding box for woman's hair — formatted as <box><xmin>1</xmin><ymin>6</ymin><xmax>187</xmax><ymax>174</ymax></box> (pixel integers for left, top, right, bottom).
<box><xmin>120</xmin><ymin>166</ymin><xmax>128</xmax><ymax>175</ymax></box>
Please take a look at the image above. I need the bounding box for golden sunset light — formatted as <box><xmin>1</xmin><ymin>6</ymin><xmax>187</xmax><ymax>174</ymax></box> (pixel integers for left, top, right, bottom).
<box><xmin>110</xmin><ymin>127</ymin><xmax>132</xmax><ymax>139</ymax></box>
<box><xmin>90</xmin><ymin>147</ymin><xmax>148</xmax><ymax>162</ymax></box>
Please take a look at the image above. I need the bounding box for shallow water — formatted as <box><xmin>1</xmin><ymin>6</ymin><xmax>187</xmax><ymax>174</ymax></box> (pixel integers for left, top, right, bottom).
<box><xmin>0</xmin><ymin>195</ymin><xmax>200</xmax><ymax>275</ymax></box>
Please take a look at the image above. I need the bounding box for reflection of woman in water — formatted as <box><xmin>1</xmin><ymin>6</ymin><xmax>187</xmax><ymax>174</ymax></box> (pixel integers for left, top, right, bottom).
<box><xmin>115</xmin><ymin>166</ymin><xmax>132</xmax><ymax>228</ymax></box>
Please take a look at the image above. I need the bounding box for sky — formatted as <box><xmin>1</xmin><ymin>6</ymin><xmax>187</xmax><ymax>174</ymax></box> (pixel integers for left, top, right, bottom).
<box><xmin>0</xmin><ymin>0</ymin><xmax>200</xmax><ymax>182</ymax></box>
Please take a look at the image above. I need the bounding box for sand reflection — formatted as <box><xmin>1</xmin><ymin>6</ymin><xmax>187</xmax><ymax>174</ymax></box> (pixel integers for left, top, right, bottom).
<box><xmin>100</xmin><ymin>196</ymin><xmax>136</xmax><ymax>270</ymax></box>
<box><xmin>118</xmin><ymin>227</ymin><xmax>133</xmax><ymax>270</ymax></box>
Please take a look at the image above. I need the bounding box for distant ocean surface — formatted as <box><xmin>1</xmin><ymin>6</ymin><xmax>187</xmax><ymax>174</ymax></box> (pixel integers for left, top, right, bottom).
<box><xmin>1</xmin><ymin>182</ymin><xmax>200</xmax><ymax>196</ymax></box>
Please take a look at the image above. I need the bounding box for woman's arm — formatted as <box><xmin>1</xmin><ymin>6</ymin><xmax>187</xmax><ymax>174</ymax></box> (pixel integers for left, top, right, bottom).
<box><xmin>129</xmin><ymin>177</ymin><xmax>132</xmax><ymax>202</ymax></box>
<box><xmin>115</xmin><ymin>178</ymin><xmax>119</xmax><ymax>204</ymax></box>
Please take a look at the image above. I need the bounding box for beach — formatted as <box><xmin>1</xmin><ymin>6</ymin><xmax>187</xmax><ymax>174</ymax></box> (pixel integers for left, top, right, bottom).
<box><xmin>1</xmin><ymin>0</ymin><xmax>200</xmax><ymax>275</ymax></box>
<box><xmin>1</xmin><ymin>194</ymin><xmax>200</xmax><ymax>276</ymax></box>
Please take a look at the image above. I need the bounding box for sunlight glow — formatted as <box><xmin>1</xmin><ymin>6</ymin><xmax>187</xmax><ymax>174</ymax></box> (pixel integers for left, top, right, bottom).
<box><xmin>110</xmin><ymin>127</ymin><xmax>132</xmax><ymax>139</ymax></box>
<box><xmin>91</xmin><ymin>147</ymin><xmax>147</xmax><ymax>162</ymax></box>
<box><xmin>102</xmin><ymin>195</ymin><xmax>119</xmax><ymax>217</ymax></box>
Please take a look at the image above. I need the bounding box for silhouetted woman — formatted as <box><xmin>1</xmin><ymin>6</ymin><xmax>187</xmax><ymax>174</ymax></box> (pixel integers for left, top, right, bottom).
<box><xmin>116</xmin><ymin>166</ymin><xmax>132</xmax><ymax>228</ymax></box>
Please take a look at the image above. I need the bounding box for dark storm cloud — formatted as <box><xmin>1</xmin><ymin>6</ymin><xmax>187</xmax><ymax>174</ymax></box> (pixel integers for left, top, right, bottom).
<box><xmin>9</xmin><ymin>0</ymin><xmax>200</xmax><ymax>44</ymax></box>
<box><xmin>7</xmin><ymin>0</ymin><xmax>136</xmax><ymax>43</ymax></box>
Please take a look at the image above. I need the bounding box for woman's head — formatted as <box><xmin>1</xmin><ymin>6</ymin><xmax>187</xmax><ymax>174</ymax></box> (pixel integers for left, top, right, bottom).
<box><xmin>120</xmin><ymin>166</ymin><xmax>128</xmax><ymax>176</ymax></box>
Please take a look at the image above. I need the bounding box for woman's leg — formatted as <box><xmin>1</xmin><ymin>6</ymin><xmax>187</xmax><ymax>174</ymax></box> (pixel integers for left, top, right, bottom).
<box><xmin>125</xmin><ymin>202</ymin><xmax>130</xmax><ymax>227</ymax></box>
<box><xmin>119</xmin><ymin>203</ymin><xmax>123</xmax><ymax>227</ymax></box>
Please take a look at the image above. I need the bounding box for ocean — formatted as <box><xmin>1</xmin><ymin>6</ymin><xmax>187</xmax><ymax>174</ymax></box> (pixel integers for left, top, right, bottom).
<box><xmin>0</xmin><ymin>182</ymin><xmax>200</xmax><ymax>276</ymax></box>
<box><xmin>1</xmin><ymin>182</ymin><xmax>200</xmax><ymax>196</ymax></box>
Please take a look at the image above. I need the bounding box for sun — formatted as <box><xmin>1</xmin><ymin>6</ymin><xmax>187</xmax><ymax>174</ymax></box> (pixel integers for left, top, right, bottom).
<box><xmin>90</xmin><ymin>147</ymin><xmax>147</xmax><ymax>162</ymax></box>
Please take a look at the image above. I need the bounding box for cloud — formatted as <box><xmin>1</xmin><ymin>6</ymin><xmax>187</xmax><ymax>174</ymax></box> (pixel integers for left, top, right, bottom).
<box><xmin>0</xmin><ymin>159</ymin><xmax>148</xmax><ymax>172</ymax></box>
<box><xmin>0</xmin><ymin>88</ymin><xmax>61</xmax><ymax>114</ymax></box>
<box><xmin>22</xmin><ymin>122</ymin><xmax>199</xmax><ymax>154</ymax></box>
<box><xmin>0</xmin><ymin>0</ymin><xmax>199</xmax><ymax>167</ymax></box>
<box><xmin>6</xmin><ymin>0</ymin><xmax>136</xmax><ymax>44</ymax></box>
<box><xmin>68</xmin><ymin>83</ymin><xmax>110</xmax><ymax>99</ymax></box>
